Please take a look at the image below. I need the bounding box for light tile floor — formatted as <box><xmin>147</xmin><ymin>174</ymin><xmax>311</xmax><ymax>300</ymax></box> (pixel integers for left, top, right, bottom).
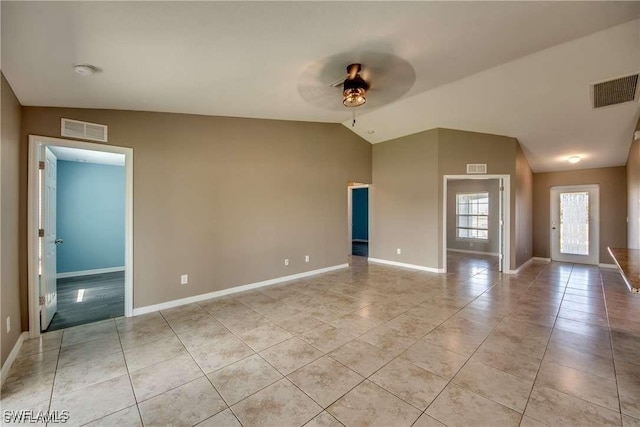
<box><xmin>3</xmin><ymin>255</ymin><xmax>640</xmax><ymax>427</ymax></box>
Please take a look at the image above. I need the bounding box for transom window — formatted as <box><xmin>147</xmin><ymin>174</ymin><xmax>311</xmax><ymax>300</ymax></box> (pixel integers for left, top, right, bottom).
<box><xmin>456</xmin><ymin>192</ymin><xmax>489</xmax><ymax>240</ymax></box>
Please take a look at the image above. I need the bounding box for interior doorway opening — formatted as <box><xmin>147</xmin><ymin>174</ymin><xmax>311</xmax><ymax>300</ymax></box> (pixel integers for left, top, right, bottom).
<box><xmin>28</xmin><ymin>136</ymin><xmax>134</xmax><ymax>337</ymax></box>
<box><xmin>347</xmin><ymin>184</ymin><xmax>370</xmax><ymax>258</ymax></box>
<box><xmin>443</xmin><ymin>175</ymin><xmax>510</xmax><ymax>274</ymax></box>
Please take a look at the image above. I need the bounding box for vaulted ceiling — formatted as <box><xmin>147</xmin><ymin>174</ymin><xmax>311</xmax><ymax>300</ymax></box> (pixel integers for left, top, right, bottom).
<box><xmin>2</xmin><ymin>1</ymin><xmax>639</xmax><ymax>171</ymax></box>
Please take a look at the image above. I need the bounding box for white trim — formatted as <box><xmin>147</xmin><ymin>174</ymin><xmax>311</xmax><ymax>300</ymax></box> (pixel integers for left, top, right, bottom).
<box><xmin>447</xmin><ymin>248</ymin><xmax>499</xmax><ymax>256</ymax></box>
<box><xmin>533</xmin><ymin>257</ymin><xmax>551</xmax><ymax>262</ymax></box>
<box><xmin>1</xmin><ymin>332</ymin><xmax>28</xmax><ymax>387</ymax></box>
<box><xmin>28</xmin><ymin>135</ymin><xmax>134</xmax><ymax>339</ymax></box>
<box><xmin>367</xmin><ymin>257</ymin><xmax>445</xmax><ymax>273</ymax></box>
<box><xmin>57</xmin><ymin>266</ymin><xmax>125</xmax><ymax>279</ymax></box>
<box><xmin>506</xmin><ymin>257</ymin><xmax>535</xmax><ymax>274</ymax></box>
<box><xmin>599</xmin><ymin>263</ymin><xmax>618</xmax><ymax>269</ymax></box>
<box><xmin>132</xmin><ymin>264</ymin><xmax>349</xmax><ymax>316</ymax></box>
<box><xmin>443</xmin><ymin>175</ymin><xmax>511</xmax><ymax>274</ymax></box>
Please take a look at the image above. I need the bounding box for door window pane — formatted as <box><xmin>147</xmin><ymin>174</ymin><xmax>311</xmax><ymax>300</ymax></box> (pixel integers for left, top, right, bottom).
<box><xmin>560</xmin><ymin>192</ymin><xmax>589</xmax><ymax>255</ymax></box>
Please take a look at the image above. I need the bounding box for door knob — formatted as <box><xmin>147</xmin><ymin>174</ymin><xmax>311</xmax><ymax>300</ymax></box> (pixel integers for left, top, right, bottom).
<box><xmin>552</xmin><ymin>227</ymin><xmax>556</xmax><ymax>230</ymax></box>
<box><xmin>55</xmin><ymin>238</ymin><xmax>64</xmax><ymax>245</ymax></box>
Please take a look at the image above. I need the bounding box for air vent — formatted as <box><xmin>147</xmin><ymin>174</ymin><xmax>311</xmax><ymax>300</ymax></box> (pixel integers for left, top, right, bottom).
<box><xmin>592</xmin><ymin>74</ymin><xmax>639</xmax><ymax>109</ymax></box>
<box><xmin>61</xmin><ymin>118</ymin><xmax>108</xmax><ymax>142</ymax></box>
<box><xmin>467</xmin><ymin>164</ymin><xmax>487</xmax><ymax>174</ymax></box>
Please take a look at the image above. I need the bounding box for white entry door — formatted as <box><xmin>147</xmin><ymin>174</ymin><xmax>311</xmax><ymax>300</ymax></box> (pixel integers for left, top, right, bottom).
<box><xmin>41</xmin><ymin>147</ymin><xmax>58</xmax><ymax>330</ymax></box>
<box><xmin>550</xmin><ymin>185</ymin><xmax>599</xmax><ymax>265</ymax></box>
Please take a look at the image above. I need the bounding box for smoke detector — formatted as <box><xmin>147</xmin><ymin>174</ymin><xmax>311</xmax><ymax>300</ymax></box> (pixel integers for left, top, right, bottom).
<box><xmin>74</xmin><ymin>64</ymin><xmax>97</xmax><ymax>76</ymax></box>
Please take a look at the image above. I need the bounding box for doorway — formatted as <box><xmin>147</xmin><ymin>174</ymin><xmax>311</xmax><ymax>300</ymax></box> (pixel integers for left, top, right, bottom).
<box><xmin>348</xmin><ymin>184</ymin><xmax>369</xmax><ymax>258</ymax></box>
<box><xmin>443</xmin><ymin>175</ymin><xmax>510</xmax><ymax>273</ymax></box>
<box><xmin>28</xmin><ymin>136</ymin><xmax>134</xmax><ymax>338</ymax></box>
<box><xmin>550</xmin><ymin>185</ymin><xmax>600</xmax><ymax>265</ymax></box>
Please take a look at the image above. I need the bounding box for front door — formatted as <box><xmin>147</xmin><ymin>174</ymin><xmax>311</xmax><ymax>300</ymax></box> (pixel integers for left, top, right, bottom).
<box><xmin>41</xmin><ymin>147</ymin><xmax>58</xmax><ymax>330</ymax></box>
<box><xmin>550</xmin><ymin>185</ymin><xmax>599</xmax><ymax>265</ymax></box>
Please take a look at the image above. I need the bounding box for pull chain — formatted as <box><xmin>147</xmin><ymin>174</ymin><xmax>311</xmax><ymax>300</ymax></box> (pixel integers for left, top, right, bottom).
<box><xmin>352</xmin><ymin>109</ymin><xmax>356</xmax><ymax>127</ymax></box>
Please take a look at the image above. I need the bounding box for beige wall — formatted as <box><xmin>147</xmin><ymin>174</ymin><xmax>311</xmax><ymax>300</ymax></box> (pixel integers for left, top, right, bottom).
<box><xmin>1</xmin><ymin>74</ymin><xmax>23</xmax><ymax>366</ymax></box>
<box><xmin>371</xmin><ymin>128</ymin><xmax>522</xmax><ymax>270</ymax></box>
<box><xmin>370</xmin><ymin>129</ymin><xmax>439</xmax><ymax>267</ymax></box>
<box><xmin>627</xmin><ymin>115</ymin><xmax>640</xmax><ymax>249</ymax></box>
<box><xmin>515</xmin><ymin>144</ymin><xmax>533</xmax><ymax>267</ymax></box>
<box><xmin>532</xmin><ymin>166</ymin><xmax>627</xmax><ymax>263</ymax></box>
<box><xmin>437</xmin><ymin>129</ymin><xmax>519</xmax><ymax>270</ymax></box>
<box><xmin>19</xmin><ymin>107</ymin><xmax>372</xmax><ymax>312</ymax></box>
<box><xmin>446</xmin><ymin>179</ymin><xmax>500</xmax><ymax>254</ymax></box>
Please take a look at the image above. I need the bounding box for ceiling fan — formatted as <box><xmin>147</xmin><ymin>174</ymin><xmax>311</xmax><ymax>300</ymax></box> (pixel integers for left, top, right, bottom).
<box><xmin>297</xmin><ymin>52</ymin><xmax>416</xmax><ymax>114</ymax></box>
<box><xmin>330</xmin><ymin>63</ymin><xmax>370</xmax><ymax>108</ymax></box>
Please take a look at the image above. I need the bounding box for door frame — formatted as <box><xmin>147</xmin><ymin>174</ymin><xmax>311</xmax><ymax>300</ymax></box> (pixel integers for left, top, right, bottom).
<box><xmin>443</xmin><ymin>175</ymin><xmax>511</xmax><ymax>273</ymax></box>
<box><xmin>28</xmin><ymin>135</ymin><xmax>134</xmax><ymax>338</ymax></box>
<box><xmin>549</xmin><ymin>184</ymin><xmax>600</xmax><ymax>265</ymax></box>
<box><xmin>347</xmin><ymin>184</ymin><xmax>370</xmax><ymax>253</ymax></box>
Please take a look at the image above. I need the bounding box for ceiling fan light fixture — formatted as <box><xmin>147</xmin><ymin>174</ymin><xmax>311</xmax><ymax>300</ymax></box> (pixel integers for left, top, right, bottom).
<box><xmin>343</xmin><ymin>69</ymin><xmax>369</xmax><ymax>108</ymax></box>
<box><xmin>343</xmin><ymin>87</ymin><xmax>366</xmax><ymax>107</ymax></box>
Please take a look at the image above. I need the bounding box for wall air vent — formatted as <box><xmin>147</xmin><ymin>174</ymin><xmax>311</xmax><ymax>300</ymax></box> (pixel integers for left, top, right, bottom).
<box><xmin>61</xmin><ymin>118</ymin><xmax>108</xmax><ymax>142</ymax></box>
<box><xmin>467</xmin><ymin>164</ymin><xmax>487</xmax><ymax>174</ymax></box>
<box><xmin>592</xmin><ymin>74</ymin><xmax>639</xmax><ymax>109</ymax></box>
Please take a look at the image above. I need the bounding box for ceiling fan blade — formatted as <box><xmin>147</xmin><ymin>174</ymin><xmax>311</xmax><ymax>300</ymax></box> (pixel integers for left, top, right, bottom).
<box><xmin>346</xmin><ymin>63</ymin><xmax>361</xmax><ymax>80</ymax></box>
<box><xmin>329</xmin><ymin>76</ymin><xmax>347</xmax><ymax>87</ymax></box>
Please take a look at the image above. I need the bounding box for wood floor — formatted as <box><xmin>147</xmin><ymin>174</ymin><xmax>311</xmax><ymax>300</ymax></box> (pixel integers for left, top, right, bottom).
<box><xmin>352</xmin><ymin>241</ymin><xmax>368</xmax><ymax>257</ymax></box>
<box><xmin>46</xmin><ymin>271</ymin><xmax>124</xmax><ymax>331</ymax></box>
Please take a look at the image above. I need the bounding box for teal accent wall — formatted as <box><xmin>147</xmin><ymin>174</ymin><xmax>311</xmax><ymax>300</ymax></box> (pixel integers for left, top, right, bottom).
<box><xmin>56</xmin><ymin>160</ymin><xmax>125</xmax><ymax>273</ymax></box>
<box><xmin>352</xmin><ymin>188</ymin><xmax>369</xmax><ymax>240</ymax></box>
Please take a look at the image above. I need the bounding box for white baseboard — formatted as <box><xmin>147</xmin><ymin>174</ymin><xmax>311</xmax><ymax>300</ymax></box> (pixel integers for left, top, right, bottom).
<box><xmin>367</xmin><ymin>257</ymin><xmax>445</xmax><ymax>273</ymax></box>
<box><xmin>132</xmin><ymin>263</ymin><xmax>349</xmax><ymax>316</ymax></box>
<box><xmin>506</xmin><ymin>257</ymin><xmax>535</xmax><ymax>274</ymax></box>
<box><xmin>447</xmin><ymin>249</ymin><xmax>499</xmax><ymax>256</ymax></box>
<box><xmin>532</xmin><ymin>257</ymin><xmax>551</xmax><ymax>262</ymax></box>
<box><xmin>599</xmin><ymin>263</ymin><xmax>618</xmax><ymax>269</ymax></box>
<box><xmin>57</xmin><ymin>266</ymin><xmax>125</xmax><ymax>279</ymax></box>
<box><xmin>1</xmin><ymin>331</ymin><xmax>28</xmax><ymax>387</ymax></box>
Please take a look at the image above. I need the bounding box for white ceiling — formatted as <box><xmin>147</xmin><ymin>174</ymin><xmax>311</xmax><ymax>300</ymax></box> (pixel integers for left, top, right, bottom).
<box><xmin>2</xmin><ymin>1</ymin><xmax>640</xmax><ymax>172</ymax></box>
<box><xmin>49</xmin><ymin>146</ymin><xmax>125</xmax><ymax>167</ymax></box>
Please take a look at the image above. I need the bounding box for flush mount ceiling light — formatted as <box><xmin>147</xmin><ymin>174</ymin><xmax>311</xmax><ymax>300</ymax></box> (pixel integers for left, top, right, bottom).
<box><xmin>342</xmin><ymin>64</ymin><xmax>370</xmax><ymax>108</ymax></box>
<box><xmin>568</xmin><ymin>156</ymin><xmax>581</xmax><ymax>164</ymax></box>
<box><xmin>73</xmin><ymin>64</ymin><xmax>97</xmax><ymax>76</ymax></box>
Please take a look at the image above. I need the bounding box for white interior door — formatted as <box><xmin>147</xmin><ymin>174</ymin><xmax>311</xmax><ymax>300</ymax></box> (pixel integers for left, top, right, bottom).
<box><xmin>41</xmin><ymin>147</ymin><xmax>58</xmax><ymax>330</ymax></box>
<box><xmin>550</xmin><ymin>185</ymin><xmax>599</xmax><ymax>265</ymax></box>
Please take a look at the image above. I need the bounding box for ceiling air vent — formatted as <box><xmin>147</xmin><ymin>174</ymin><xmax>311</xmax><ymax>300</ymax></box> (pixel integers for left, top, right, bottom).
<box><xmin>61</xmin><ymin>118</ymin><xmax>108</xmax><ymax>142</ymax></box>
<box><xmin>467</xmin><ymin>164</ymin><xmax>487</xmax><ymax>174</ymax></box>
<box><xmin>592</xmin><ymin>74</ymin><xmax>639</xmax><ymax>109</ymax></box>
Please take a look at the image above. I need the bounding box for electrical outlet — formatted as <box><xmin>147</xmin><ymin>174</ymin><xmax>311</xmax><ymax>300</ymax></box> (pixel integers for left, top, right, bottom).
<box><xmin>305</xmin><ymin>255</ymin><xmax>310</xmax><ymax>263</ymax></box>
<box><xmin>180</xmin><ymin>274</ymin><xmax>188</xmax><ymax>285</ymax></box>
<box><xmin>284</xmin><ymin>259</ymin><xmax>289</xmax><ymax>266</ymax></box>
<box><xmin>6</xmin><ymin>317</ymin><xmax>10</xmax><ymax>333</ymax></box>
<box><xmin>396</xmin><ymin>248</ymin><xmax>401</xmax><ymax>255</ymax></box>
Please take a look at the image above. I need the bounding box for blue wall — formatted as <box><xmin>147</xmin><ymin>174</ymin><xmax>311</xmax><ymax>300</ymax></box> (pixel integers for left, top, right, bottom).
<box><xmin>56</xmin><ymin>161</ymin><xmax>125</xmax><ymax>273</ymax></box>
<box><xmin>352</xmin><ymin>188</ymin><xmax>368</xmax><ymax>241</ymax></box>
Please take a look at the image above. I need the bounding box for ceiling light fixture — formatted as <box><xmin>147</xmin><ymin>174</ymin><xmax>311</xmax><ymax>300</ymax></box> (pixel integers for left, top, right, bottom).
<box><xmin>568</xmin><ymin>156</ymin><xmax>581</xmax><ymax>164</ymax></box>
<box><xmin>74</xmin><ymin>64</ymin><xmax>97</xmax><ymax>76</ymax></box>
<box><xmin>343</xmin><ymin>64</ymin><xmax>369</xmax><ymax>108</ymax></box>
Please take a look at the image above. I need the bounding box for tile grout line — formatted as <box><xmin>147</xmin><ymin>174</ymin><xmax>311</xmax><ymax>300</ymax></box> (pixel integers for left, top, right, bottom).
<box><xmin>113</xmin><ymin>318</ymin><xmax>145</xmax><ymax>427</ymax></box>
<box><xmin>157</xmin><ymin>309</ymin><xmax>245</xmax><ymax>427</ymax></box>
<box><xmin>600</xmin><ymin>268</ymin><xmax>624</xmax><ymax>424</ymax></box>
<box><xmin>409</xmin><ymin>266</ymin><xmax>549</xmax><ymax>427</ymax></box>
<box><xmin>516</xmin><ymin>265</ymin><xmax>573</xmax><ymax>427</ymax></box>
